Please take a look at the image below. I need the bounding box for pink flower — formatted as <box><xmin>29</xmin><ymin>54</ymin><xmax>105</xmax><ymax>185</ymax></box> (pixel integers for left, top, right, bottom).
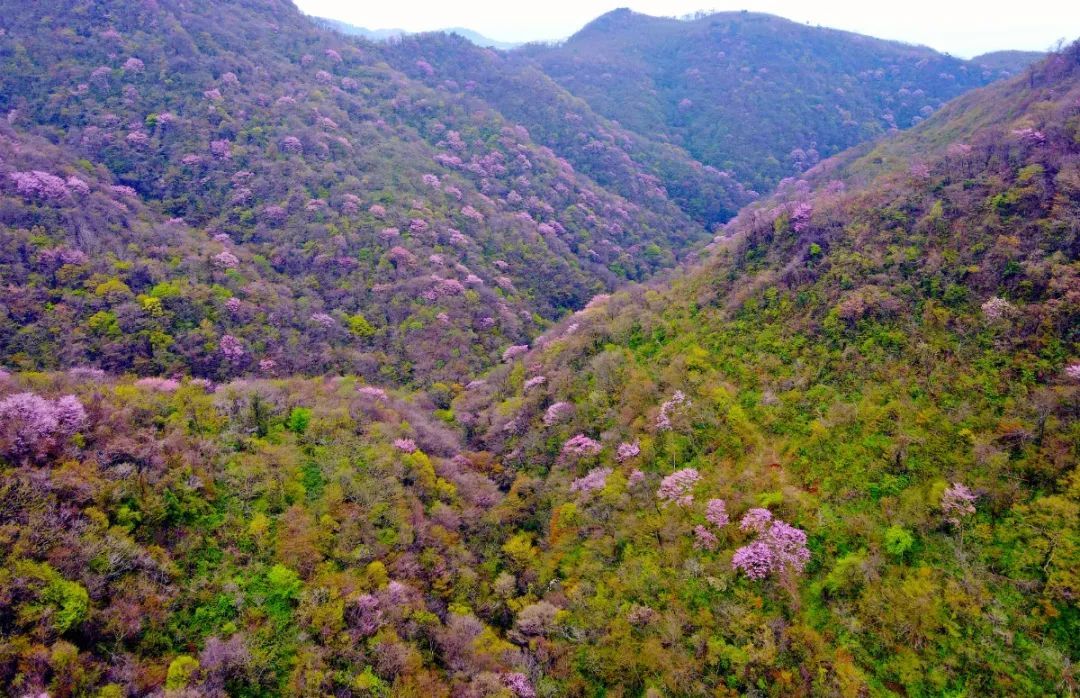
<box><xmin>357</xmin><ymin>386</ymin><xmax>388</xmax><ymax>401</ymax></box>
<box><xmin>561</xmin><ymin>434</ymin><xmax>602</xmax><ymax>460</ymax></box>
<box><xmin>657</xmin><ymin>468</ymin><xmax>699</xmax><ymax>507</ymax></box>
<box><xmin>0</xmin><ymin>392</ymin><xmax>87</xmax><ymax>462</ymax></box>
<box><xmin>981</xmin><ymin>297</ymin><xmax>1015</xmax><ymax>322</ymax></box>
<box><xmin>134</xmin><ymin>376</ymin><xmax>180</xmax><ymax>392</ymax></box>
<box><xmin>627</xmin><ymin>469</ymin><xmax>645</xmax><ymax>487</ymax></box>
<box><xmin>570</xmin><ymin>467</ymin><xmax>611</xmax><ymax>495</ymax></box>
<box><xmin>941</xmin><ymin>482</ymin><xmax>977</xmax><ymax>525</ymax></box>
<box><xmin>693</xmin><ymin>525</ymin><xmax>718</xmax><ymax>551</ymax></box>
<box><xmin>502</xmin><ymin>345</ymin><xmax>528</xmax><ymax>362</ymax></box>
<box><xmin>523</xmin><ymin>375</ymin><xmax>547</xmax><ymax>391</ymax></box>
<box><xmin>280</xmin><ymin>136</ymin><xmax>303</xmax><ymax>154</ymax></box>
<box><xmin>503</xmin><ymin>673</ymin><xmax>535</xmax><ymax>698</ymax></box>
<box><xmin>9</xmin><ymin>171</ymin><xmax>68</xmax><ymax>202</ymax></box>
<box><xmin>733</xmin><ymin>519</ymin><xmax>810</xmax><ymax>579</ymax></box>
<box><xmin>739</xmin><ymin>508</ymin><xmax>773</xmax><ymax>534</ymax></box>
<box><xmin>219</xmin><ymin>334</ymin><xmax>245</xmax><ymax>362</ymax></box>
<box><xmin>394</xmin><ymin>438</ymin><xmax>418</xmax><ymax>453</ymax></box>
<box><xmin>212</xmin><ymin>251</ymin><xmax>239</xmax><ymax>269</ymax></box>
<box><xmin>616</xmin><ymin>441</ymin><xmax>640</xmax><ymax>462</ymax></box>
<box><xmin>705</xmin><ymin>499</ymin><xmax>729</xmax><ymax>528</ymax></box>
<box><xmin>656</xmin><ymin>390</ymin><xmax>688</xmax><ymax>431</ymax></box>
<box><xmin>543</xmin><ymin>401</ymin><xmax>574</xmax><ymax>426</ymax></box>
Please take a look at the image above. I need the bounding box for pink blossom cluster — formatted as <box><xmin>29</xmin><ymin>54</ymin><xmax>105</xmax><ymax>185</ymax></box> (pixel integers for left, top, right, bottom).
<box><xmin>421</xmin><ymin>173</ymin><xmax>441</xmax><ymax>189</ymax></box>
<box><xmin>657</xmin><ymin>467</ymin><xmax>700</xmax><ymax>507</ymax></box>
<box><xmin>213</xmin><ymin>251</ymin><xmax>239</xmax><ymax>269</ymax></box>
<box><xmin>0</xmin><ymin>392</ymin><xmax>87</xmax><ymax>462</ymax></box>
<box><xmin>280</xmin><ymin>136</ymin><xmax>303</xmax><ymax>154</ymax></box>
<box><xmin>394</xmin><ymin>438</ymin><xmax>418</xmax><ymax>453</ymax></box>
<box><xmin>627</xmin><ymin>469</ymin><xmax>645</xmax><ymax>487</ymax></box>
<box><xmin>502</xmin><ymin>344</ymin><xmax>528</xmax><ymax>362</ymax></box>
<box><xmin>656</xmin><ymin>390</ymin><xmax>688</xmax><ymax>431</ymax></box>
<box><xmin>9</xmin><ymin>170</ymin><xmax>69</xmax><ymax>202</ymax></box>
<box><xmin>123</xmin><ymin>57</ymin><xmax>144</xmax><ymax>73</ymax></box>
<box><xmin>941</xmin><ymin>482</ymin><xmax>977</xmax><ymax>525</ymax></box>
<box><xmin>310</xmin><ymin>312</ymin><xmax>336</xmax><ymax>329</ymax></box>
<box><xmin>523</xmin><ymin>375</ymin><xmax>547</xmax><ymax>391</ymax></box>
<box><xmin>461</xmin><ymin>205</ymin><xmax>484</xmax><ymax>222</ymax></box>
<box><xmin>134</xmin><ymin>376</ymin><xmax>181</xmax><ymax>392</ymax></box>
<box><xmin>219</xmin><ymin>334</ymin><xmax>245</xmax><ymax>362</ymax></box>
<box><xmin>503</xmin><ymin>673</ymin><xmax>535</xmax><ymax>698</ymax></box>
<box><xmin>209</xmin><ymin>139</ymin><xmax>232</xmax><ymax>159</ymax></box>
<box><xmin>790</xmin><ymin>202</ymin><xmax>813</xmax><ymax>233</ymax></box>
<box><xmin>422</xmin><ymin>276</ymin><xmax>465</xmax><ymax>301</ymax></box>
<box><xmin>357</xmin><ymin>386</ymin><xmax>388</xmax><ymax>401</ymax></box>
<box><xmin>732</xmin><ymin>515</ymin><xmax>811</xmax><ymax>580</ymax></box>
<box><xmin>1011</xmin><ymin>127</ymin><xmax>1046</xmax><ymax>146</ymax></box>
<box><xmin>1065</xmin><ymin>363</ymin><xmax>1080</xmax><ymax>381</ymax></box>
<box><xmin>543</xmin><ymin>401</ymin><xmax>574</xmax><ymax>426</ymax></box>
<box><xmin>981</xmin><ymin>296</ymin><xmax>1015</xmax><ymax>321</ymax></box>
<box><xmin>388</xmin><ymin>246</ymin><xmax>416</xmax><ymax>266</ymax></box>
<box><xmin>570</xmin><ymin>467</ymin><xmax>611</xmax><ymax>495</ymax></box>
<box><xmin>693</xmin><ymin>525</ymin><xmax>719</xmax><ymax>551</ymax></box>
<box><xmin>561</xmin><ymin>434</ymin><xmax>602</xmax><ymax>460</ymax></box>
<box><xmin>616</xmin><ymin>441</ymin><xmax>640</xmax><ymax>462</ymax></box>
<box><xmin>705</xmin><ymin>498</ymin><xmax>729</xmax><ymax>527</ymax></box>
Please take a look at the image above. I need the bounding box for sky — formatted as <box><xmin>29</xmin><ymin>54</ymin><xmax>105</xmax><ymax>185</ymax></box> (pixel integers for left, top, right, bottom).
<box><xmin>293</xmin><ymin>0</ymin><xmax>1078</xmax><ymax>58</ymax></box>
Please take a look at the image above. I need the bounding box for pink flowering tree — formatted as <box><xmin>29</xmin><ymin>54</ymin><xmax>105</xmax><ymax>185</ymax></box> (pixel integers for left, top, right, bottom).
<box><xmin>0</xmin><ymin>392</ymin><xmax>87</xmax><ymax>464</ymax></box>
<box><xmin>657</xmin><ymin>468</ymin><xmax>700</xmax><ymax>507</ymax></box>
<box><xmin>560</xmin><ymin>434</ymin><xmax>602</xmax><ymax>462</ymax></box>
<box><xmin>732</xmin><ymin>516</ymin><xmax>811</xmax><ymax>583</ymax></box>
<box><xmin>570</xmin><ymin>467</ymin><xmax>611</xmax><ymax>496</ymax></box>
<box><xmin>941</xmin><ymin>482</ymin><xmax>977</xmax><ymax>550</ymax></box>
<box><xmin>616</xmin><ymin>441</ymin><xmax>640</xmax><ymax>462</ymax></box>
<box><xmin>705</xmin><ymin>499</ymin><xmax>729</xmax><ymax>528</ymax></box>
<box><xmin>656</xmin><ymin>390</ymin><xmax>689</xmax><ymax>431</ymax></box>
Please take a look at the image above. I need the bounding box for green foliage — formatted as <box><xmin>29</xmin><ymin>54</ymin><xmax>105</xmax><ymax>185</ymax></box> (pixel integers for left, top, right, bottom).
<box><xmin>165</xmin><ymin>656</ymin><xmax>200</xmax><ymax>690</ymax></box>
<box><xmin>285</xmin><ymin>407</ymin><xmax>312</xmax><ymax>434</ymax></box>
<box><xmin>885</xmin><ymin>525</ymin><xmax>916</xmax><ymax>558</ymax></box>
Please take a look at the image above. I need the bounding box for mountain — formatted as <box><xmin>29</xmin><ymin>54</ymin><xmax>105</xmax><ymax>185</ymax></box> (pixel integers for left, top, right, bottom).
<box><xmin>523</xmin><ymin>9</ymin><xmax>1029</xmax><ymax>193</ymax></box>
<box><xmin>0</xmin><ymin>0</ymin><xmax>730</xmax><ymax>386</ymax></box>
<box><xmin>0</xmin><ymin>0</ymin><xmax>1076</xmax><ymax>694</ymax></box>
<box><xmin>316</xmin><ymin>17</ymin><xmax>522</xmax><ymax>50</ymax></box>
<box><xmin>452</xmin><ymin>42</ymin><xmax>1080</xmax><ymax>695</ymax></box>
<box><xmin>972</xmin><ymin>49</ymin><xmax>1047</xmax><ymax>74</ymax></box>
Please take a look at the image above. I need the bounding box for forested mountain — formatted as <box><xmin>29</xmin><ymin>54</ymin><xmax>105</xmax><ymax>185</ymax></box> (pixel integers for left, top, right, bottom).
<box><xmin>0</xmin><ymin>0</ymin><xmax>1022</xmax><ymax>388</ymax></box>
<box><xmin>316</xmin><ymin>18</ymin><xmax>522</xmax><ymax>51</ymax></box>
<box><xmin>0</xmin><ymin>0</ymin><xmax>1076</xmax><ymax>696</ymax></box>
<box><xmin>523</xmin><ymin>9</ymin><xmax>1033</xmax><ymax>192</ymax></box>
<box><xmin>454</xmin><ymin>42</ymin><xmax>1080</xmax><ymax>696</ymax></box>
<box><xmin>0</xmin><ymin>0</ymin><xmax>743</xmax><ymax>385</ymax></box>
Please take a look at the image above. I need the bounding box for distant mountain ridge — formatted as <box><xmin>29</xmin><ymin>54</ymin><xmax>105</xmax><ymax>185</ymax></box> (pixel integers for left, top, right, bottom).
<box><xmin>315</xmin><ymin>16</ymin><xmax>522</xmax><ymax>50</ymax></box>
<box><xmin>522</xmin><ymin>9</ymin><xmax>1041</xmax><ymax>192</ymax></box>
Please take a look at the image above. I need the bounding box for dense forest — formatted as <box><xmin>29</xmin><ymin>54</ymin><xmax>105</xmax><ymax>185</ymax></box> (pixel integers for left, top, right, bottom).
<box><xmin>0</xmin><ymin>1</ymin><xmax>1076</xmax><ymax>696</ymax></box>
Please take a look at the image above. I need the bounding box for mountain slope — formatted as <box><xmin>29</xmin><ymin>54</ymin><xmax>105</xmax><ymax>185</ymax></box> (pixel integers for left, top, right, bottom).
<box><xmin>0</xmin><ymin>0</ymin><xmax>720</xmax><ymax>385</ymax></box>
<box><xmin>452</xmin><ymin>43</ymin><xmax>1080</xmax><ymax>696</ymax></box>
<box><xmin>525</xmin><ymin>10</ymin><xmax>1026</xmax><ymax>193</ymax></box>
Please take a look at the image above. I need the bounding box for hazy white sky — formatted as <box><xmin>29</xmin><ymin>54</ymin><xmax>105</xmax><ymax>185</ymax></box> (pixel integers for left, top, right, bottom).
<box><xmin>294</xmin><ymin>0</ymin><xmax>1077</xmax><ymax>58</ymax></box>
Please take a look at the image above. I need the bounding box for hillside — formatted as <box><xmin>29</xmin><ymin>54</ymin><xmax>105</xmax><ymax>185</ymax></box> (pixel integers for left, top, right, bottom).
<box><xmin>316</xmin><ymin>18</ymin><xmax>522</xmax><ymax>50</ymax></box>
<box><xmin>452</xmin><ymin>43</ymin><xmax>1080</xmax><ymax>695</ymax></box>
<box><xmin>0</xmin><ymin>1</ymin><xmax>1020</xmax><ymax>387</ymax></box>
<box><xmin>0</xmin><ymin>0</ymin><xmax>730</xmax><ymax>386</ymax></box>
<box><xmin>0</xmin><ymin>1</ymin><xmax>1077</xmax><ymax>696</ymax></box>
<box><xmin>524</xmin><ymin>10</ymin><xmax>1025</xmax><ymax>193</ymax></box>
